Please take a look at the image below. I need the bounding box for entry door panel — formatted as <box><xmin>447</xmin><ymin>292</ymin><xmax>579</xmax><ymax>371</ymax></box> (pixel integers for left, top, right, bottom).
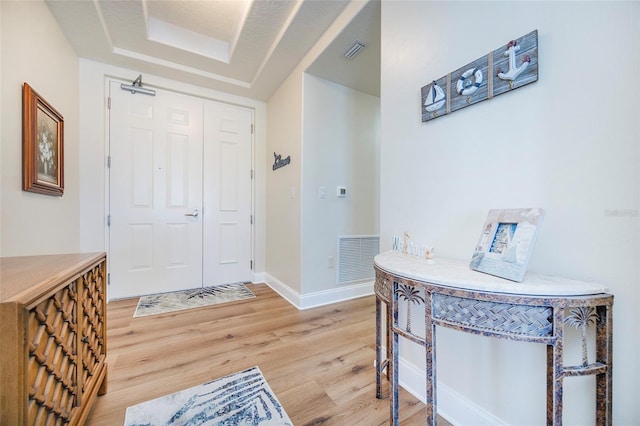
<box><xmin>203</xmin><ymin>102</ymin><xmax>253</xmax><ymax>285</ymax></box>
<box><xmin>109</xmin><ymin>82</ymin><xmax>204</xmax><ymax>298</ymax></box>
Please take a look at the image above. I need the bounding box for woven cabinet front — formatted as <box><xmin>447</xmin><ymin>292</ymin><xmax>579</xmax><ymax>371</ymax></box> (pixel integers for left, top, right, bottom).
<box><xmin>78</xmin><ymin>263</ymin><xmax>107</xmax><ymax>400</ymax></box>
<box><xmin>27</xmin><ymin>283</ymin><xmax>79</xmax><ymax>425</ymax></box>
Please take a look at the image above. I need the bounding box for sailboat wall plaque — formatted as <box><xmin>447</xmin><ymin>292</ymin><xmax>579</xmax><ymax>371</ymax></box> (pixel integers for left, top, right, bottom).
<box><xmin>421</xmin><ymin>30</ymin><xmax>538</xmax><ymax>123</ymax></box>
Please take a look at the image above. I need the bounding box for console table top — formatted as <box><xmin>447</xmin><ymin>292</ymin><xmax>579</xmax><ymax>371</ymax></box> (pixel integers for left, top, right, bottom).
<box><xmin>0</xmin><ymin>252</ymin><xmax>105</xmax><ymax>303</ymax></box>
<box><xmin>374</xmin><ymin>251</ymin><xmax>609</xmax><ymax>296</ymax></box>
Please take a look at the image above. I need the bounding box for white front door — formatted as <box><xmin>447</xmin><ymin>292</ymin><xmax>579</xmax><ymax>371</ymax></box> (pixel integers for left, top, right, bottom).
<box><xmin>203</xmin><ymin>102</ymin><xmax>253</xmax><ymax>285</ymax></box>
<box><xmin>108</xmin><ymin>82</ymin><xmax>204</xmax><ymax>298</ymax></box>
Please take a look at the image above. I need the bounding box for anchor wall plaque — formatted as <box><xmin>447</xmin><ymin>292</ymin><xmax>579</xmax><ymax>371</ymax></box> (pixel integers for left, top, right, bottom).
<box><xmin>421</xmin><ymin>30</ymin><xmax>538</xmax><ymax>123</ymax></box>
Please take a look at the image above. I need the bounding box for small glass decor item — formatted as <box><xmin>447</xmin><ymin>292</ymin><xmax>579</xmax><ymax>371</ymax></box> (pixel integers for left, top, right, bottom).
<box><xmin>470</xmin><ymin>208</ymin><xmax>544</xmax><ymax>282</ymax></box>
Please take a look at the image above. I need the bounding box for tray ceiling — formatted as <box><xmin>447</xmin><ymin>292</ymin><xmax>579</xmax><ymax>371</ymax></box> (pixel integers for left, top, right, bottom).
<box><xmin>45</xmin><ymin>0</ymin><xmax>380</xmax><ymax>100</ymax></box>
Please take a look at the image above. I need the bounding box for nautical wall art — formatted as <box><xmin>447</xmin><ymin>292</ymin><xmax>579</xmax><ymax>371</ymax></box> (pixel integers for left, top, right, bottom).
<box><xmin>272</xmin><ymin>152</ymin><xmax>291</xmax><ymax>171</ymax></box>
<box><xmin>421</xmin><ymin>30</ymin><xmax>538</xmax><ymax>122</ymax></box>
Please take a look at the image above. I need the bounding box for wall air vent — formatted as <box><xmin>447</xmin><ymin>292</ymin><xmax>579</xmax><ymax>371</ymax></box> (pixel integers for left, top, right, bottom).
<box><xmin>343</xmin><ymin>40</ymin><xmax>367</xmax><ymax>59</ymax></box>
<box><xmin>337</xmin><ymin>235</ymin><xmax>380</xmax><ymax>284</ymax></box>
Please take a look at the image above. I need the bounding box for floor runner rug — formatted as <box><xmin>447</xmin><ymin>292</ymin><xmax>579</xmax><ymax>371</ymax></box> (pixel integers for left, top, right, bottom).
<box><xmin>133</xmin><ymin>283</ymin><xmax>255</xmax><ymax>318</ymax></box>
<box><xmin>124</xmin><ymin>366</ymin><xmax>292</xmax><ymax>426</ymax></box>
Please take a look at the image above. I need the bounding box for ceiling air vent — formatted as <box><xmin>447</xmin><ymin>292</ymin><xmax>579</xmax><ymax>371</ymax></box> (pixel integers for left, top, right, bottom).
<box><xmin>343</xmin><ymin>40</ymin><xmax>367</xmax><ymax>59</ymax></box>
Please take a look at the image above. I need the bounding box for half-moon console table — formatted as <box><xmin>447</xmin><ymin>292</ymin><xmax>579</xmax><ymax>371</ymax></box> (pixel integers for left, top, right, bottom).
<box><xmin>373</xmin><ymin>251</ymin><xmax>613</xmax><ymax>426</ymax></box>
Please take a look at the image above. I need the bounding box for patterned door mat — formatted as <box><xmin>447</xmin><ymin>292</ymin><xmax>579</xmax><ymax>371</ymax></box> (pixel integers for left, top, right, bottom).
<box><xmin>124</xmin><ymin>366</ymin><xmax>292</xmax><ymax>426</ymax></box>
<box><xmin>133</xmin><ymin>283</ymin><xmax>255</xmax><ymax>318</ymax></box>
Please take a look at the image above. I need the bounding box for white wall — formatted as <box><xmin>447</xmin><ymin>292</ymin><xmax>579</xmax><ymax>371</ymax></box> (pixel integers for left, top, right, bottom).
<box><xmin>0</xmin><ymin>4</ymin><xmax>3</xmax><ymax>257</ymax></box>
<box><xmin>381</xmin><ymin>2</ymin><xmax>639</xmax><ymax>425</ymax></box>
<box><xmin>78</xmin><ymin>59</ymin><xmax>268</xmax><ymax>282</ymax></box>
<box><xmin>0</xmin><ymin>0</ymin><xmax>80</xmax><ymax>256</ymax></box>
<box><xmin>302</xmin><ymin>74</ymin><xmax>380</xmax><ymax>294</ymax></box>
<box><xmin>266</xmin><ymin>71</ymin><xmax>304</xmax><ymax>294</ymax></box>
<box><xmin>265</xmin><ymin>1</ymin><xmax>379</xmax><ymax>306</ymax></box>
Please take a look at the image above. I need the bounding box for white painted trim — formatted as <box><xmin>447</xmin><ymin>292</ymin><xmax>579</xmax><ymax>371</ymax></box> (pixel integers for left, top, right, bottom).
<box><xmin>264</xmin><ymin>274</ymin><xmax>373</xmax><ymax>310</ymax></box>
<box><xmin>264</xmin><ymin>273</ymin><xmax>301</xmax><ymax>308</ymax></box>
<box><xmin>252</xmin><ymin>272</ymin><xmax>266</xmax><ymax>284</ymax></box>
<box><xmin>299</xmin><ymin>281</ymin><xmax>373</xmax><ymax>310</ymax></box>
<box><xmin>396</xmin><ymin>356</ymin><xmax>505</xmax><ymax>426</ymax></box>
<box><xmin>112</xmin><ymin>47</ymin><xmax>249</xmax><ymax>88</ymax></box>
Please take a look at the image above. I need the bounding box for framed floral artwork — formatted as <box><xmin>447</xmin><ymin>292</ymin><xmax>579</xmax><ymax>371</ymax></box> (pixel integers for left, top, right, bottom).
<box><xmin>23</xmin><ymin>82</ymin><xmax>64</xmax><ymax>196</ymax></box>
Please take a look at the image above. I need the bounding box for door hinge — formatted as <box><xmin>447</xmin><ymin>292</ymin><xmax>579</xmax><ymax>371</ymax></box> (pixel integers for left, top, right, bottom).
<box><xmin>250</xmin><ymin>215</ymin><xmax>253</xmax><ymax>225</ymax></box>
<box><xmin>107</xmin><ymin>215</ymin><xmax>111</xmax><ymax>227</ymax></box>
<box><xmin>250</xmin><ymin>260</ymin><xmax>253</xmax><ymax>270</ymax></box>
<box><xmin>107</xmin><ymin>156</ymin><xmax>111</xmax><ymax>168</ymax></box>
<box><xmin>107</xmin><ymin>97</ymin><xmax>111</xmax><ymax>110</ymax></box>
<box><xmin>107</xmin><ymin>273</ymin><xmax>111</xmax><ymax>285</ymax></box>
<box><xmin>251</xmin><ymin>169</ymin><xmax>254</xmax><ymax>179</ymax></box>
<box><xmin>251</xmin><ymin>124</ymin><xmax>254</xmax><ymax>134</ymax></box>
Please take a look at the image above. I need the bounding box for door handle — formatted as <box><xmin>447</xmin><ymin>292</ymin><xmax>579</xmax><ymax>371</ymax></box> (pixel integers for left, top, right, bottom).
<box><xmin>184</xmin><ymin>208</ymin><xmax>200</xmax><ymax>218</ymax></box>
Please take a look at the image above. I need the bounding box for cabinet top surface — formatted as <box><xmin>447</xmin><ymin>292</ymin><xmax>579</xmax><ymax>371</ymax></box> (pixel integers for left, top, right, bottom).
<box><xmin>375</xmin><ymin>251</ymin><xmax>609</xmax><ymax>297</ymax></box>
<box><xmin>0</xmin><ymin>252</ymin><xmax>105</xmax><ymax>303</ymax></box>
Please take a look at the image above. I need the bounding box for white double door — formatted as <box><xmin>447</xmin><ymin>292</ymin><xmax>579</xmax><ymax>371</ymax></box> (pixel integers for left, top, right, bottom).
<box><xmin>108</xmin><ymin>82</ymin><xmax>252</xmax><ymax>299</ymax></box>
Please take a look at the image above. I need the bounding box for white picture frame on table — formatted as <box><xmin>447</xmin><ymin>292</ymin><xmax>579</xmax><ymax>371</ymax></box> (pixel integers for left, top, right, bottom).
<box><xmin>470</xmin><ymin>208</ymin><xmax>545</xmax><ymax>282</ymax></box>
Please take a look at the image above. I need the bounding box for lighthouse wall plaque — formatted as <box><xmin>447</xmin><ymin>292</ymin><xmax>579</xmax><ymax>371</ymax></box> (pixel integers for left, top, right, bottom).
<box><xmin>421</xmin><ymin>30</ymin><xmax>538</xmax><ymax>123</ymax></box>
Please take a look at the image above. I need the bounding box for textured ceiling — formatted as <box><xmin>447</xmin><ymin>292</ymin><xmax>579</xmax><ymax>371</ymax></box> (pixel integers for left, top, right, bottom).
<box><xmin>45</xmin><ymin>0</ymin><xmax>380</xmax><ymax>100</ymax></box>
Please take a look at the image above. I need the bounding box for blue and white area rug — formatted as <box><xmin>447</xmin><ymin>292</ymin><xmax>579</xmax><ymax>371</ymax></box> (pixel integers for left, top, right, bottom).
<box><xmin>133</xmin><ymin>283</ymin><xmax>255</xmax><ymax>318</ymax></box>
<box><xmin>124</xmin><ymin>367</ymin><xmax>292</xmax><ymax>426</ymax></box>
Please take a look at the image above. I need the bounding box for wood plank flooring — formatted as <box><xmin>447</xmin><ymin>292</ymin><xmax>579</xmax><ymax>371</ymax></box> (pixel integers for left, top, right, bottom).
<box><xmin>86</xmin><ymin>283</ymin><xmax>452</xmax><ymax>425</ymax></box>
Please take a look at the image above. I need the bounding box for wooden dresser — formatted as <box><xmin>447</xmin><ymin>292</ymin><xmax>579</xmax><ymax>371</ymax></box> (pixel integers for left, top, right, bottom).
<box><xmin>1</xmin><ymin>252</ymin><xmax>107</xmax><ymax>425</ymax></box>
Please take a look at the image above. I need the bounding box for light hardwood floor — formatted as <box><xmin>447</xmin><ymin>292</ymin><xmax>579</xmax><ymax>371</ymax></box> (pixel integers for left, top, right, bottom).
<box><xmin>87</xmin><ymin>283</ymin><xmax>452</xmax><ymax>425</ymax></box>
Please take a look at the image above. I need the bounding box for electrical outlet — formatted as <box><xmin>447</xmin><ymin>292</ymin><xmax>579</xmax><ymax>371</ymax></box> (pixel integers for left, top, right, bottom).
<box><xmin>328</xmin><ymin>256</ymin><xmax>334</xmax><ymax>268</ymax></box>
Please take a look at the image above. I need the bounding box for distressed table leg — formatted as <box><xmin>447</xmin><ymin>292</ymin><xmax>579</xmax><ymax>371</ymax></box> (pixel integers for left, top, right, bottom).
<box><xmin>376</xmin><ymin>296</ymin><xmax>384</xmax><ymax>399</ymax></box>
<box><xmin>546</xmin><ymin>345</ymin><xmax>554</xmax><ymax>426</ymax></box>
<box><xmin>425</xmin><ymin>292</ymin><xmax>436</xmax><ymax>425</ymax></box>
<box><xmin>391</xmin><ymin>325</ymin><xmax>400</xmax><ymax>426</ymax></box>
<box><xmin>390</xmin><ymin>281</ymin><xmax>400</xmax><ymax>426</ymax></box>
<box><xmin>595</xmin><ymin>304</ymin><xmax>613</xmax><ymax>426</ymax></box>
<box><xmin>551</xmin><ymin>308</ymin><xmax>565</xmax><ymax>425</ymax></box>
<box><xmin>386</xmin><ymin>301</ymin><xmax>392</xmax><ymax>384</ymax></box>
<box><xmin>376</xmin><ymin>297</ymin><xmax>391</xmax><ymax>399</ymax></box>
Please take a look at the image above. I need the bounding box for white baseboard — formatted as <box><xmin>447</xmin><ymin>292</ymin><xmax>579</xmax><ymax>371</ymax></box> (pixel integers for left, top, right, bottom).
<box><xmin>264</xmin><ymin>274</ymin><xmax>373</xmax><ymax>310</ymax></box>
<box><xmin>298</xmin><ymin>281</ymin><xmax>374</xmax><ymax>309</ymax></box>
<box><xmin>396</xmin><ymin>357</ymin><xmax>505</xmax><ymax>426</ymax></box>
<box><xmin>263</xmin><ymin>274</ymin><xmax>302</xmax><ymax>307</ymax></box>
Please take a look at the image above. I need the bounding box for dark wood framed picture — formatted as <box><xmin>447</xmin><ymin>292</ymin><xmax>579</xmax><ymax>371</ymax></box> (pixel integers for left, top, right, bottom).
<box><xmin>23</xmin><ymin>82</ymin><xmax>64</xmax><ymax>196</ymax></box>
